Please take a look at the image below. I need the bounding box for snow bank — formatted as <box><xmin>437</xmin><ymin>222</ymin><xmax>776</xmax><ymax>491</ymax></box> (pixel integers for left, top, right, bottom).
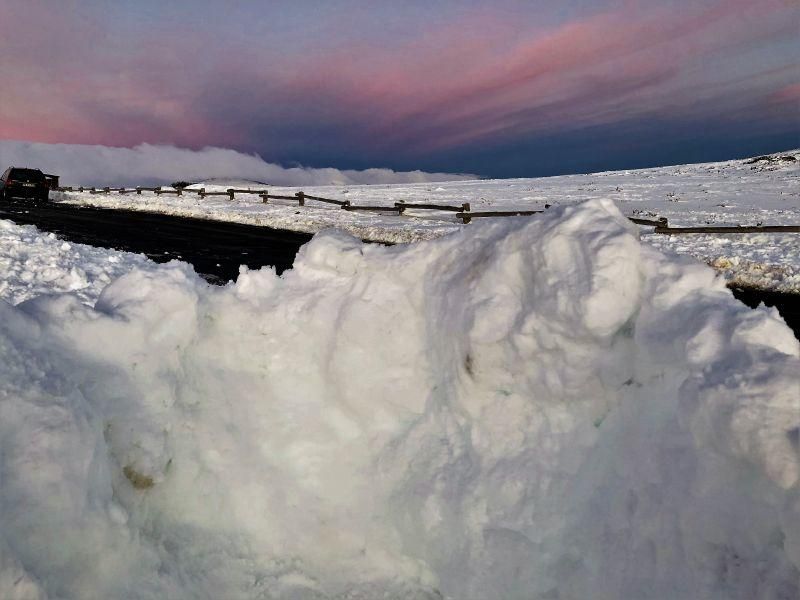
<box><xmin>0</xmin><ymin>199</ymin><xmax>798</xmax><ymax>599</ymax></box>
<box><xmin>0</xmin><ymin>219</ymin><xmax>156</xmax><ymax>306</ymax></box>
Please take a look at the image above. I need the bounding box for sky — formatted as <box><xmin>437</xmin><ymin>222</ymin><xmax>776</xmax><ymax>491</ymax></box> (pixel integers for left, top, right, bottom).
<box><xmin>0</xmin><ymin>0</ymin><xmax>798</xmax><ymax>178</ymax></box>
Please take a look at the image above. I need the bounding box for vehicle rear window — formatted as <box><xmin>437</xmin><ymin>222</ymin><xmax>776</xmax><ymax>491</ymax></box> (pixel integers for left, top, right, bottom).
<box><xmin>10</xmin><ymin>169</ymin><xmax>44</xmax><ymax>183</ymax></box>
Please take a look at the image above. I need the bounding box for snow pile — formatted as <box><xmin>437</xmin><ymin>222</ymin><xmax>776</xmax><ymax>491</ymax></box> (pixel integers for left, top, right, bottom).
<box><xmin>0</xmin><ymin>199</ymin><xmax>798</xmax><ymax>599</ymax></box>
<box><xmin>649</xmin><ymin>232</ymin><xmax>800</xmax><ymax>293</ymax></box>
<box><xmin>0</xmin><ymin>219</ymin><xmax>155</xmax><ymax>305</ymax></box>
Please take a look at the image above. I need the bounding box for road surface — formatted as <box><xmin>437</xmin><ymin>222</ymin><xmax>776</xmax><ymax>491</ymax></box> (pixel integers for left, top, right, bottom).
<box><xmin>0</xmin><ymin>200</ymin><xmax>312</xmax><ymax>283</ymax></box>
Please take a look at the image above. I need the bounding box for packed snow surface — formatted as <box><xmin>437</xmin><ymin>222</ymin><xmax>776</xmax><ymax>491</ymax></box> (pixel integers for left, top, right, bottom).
<box><xmin>1</xmin><ymin>199</ymin><xmax>798</xmax><ymax>599</ymax></box>
<box><xmin>0</xmin><ymin>219</ymin><xmax>155</xmax><ymax>305</ymax></box>
<box><xmin>54</xmin><ymin>150</ymin><xmax>800</xmax><ymax>292</ymax></box>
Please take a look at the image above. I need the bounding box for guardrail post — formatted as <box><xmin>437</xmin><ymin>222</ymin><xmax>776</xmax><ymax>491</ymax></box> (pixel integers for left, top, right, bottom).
<box><xmin>396</xmin><ymin>201</ymin><xmax>406</xmax><ymax>214</ymax></box>
<box><xmin>199</xmin><ymin>188</ymin><xmax>206</xmax><ymax>198</ymax></box>
<box><xmin>296</xmin><ymin>191</ymin><xmax>305</xmax><ymax>206</ymax></box>
<box><xmin>228</xmin><ymin>189</ymin><xmax>235</xmax><ymax>201</ymax></box>
<box><xmin>136</xmin><ymin>187</ymin><xmax>142</xmax><ymax>194</ymax></box>
<box><xmin>462</xmin><ymin>202</ymin><xmax>471</xmax><ymax>213</ymax></box>
<box><xmin>261</xmin><ymin>191</ymin><xmax>269</xmax><ymax>203</ymax></box>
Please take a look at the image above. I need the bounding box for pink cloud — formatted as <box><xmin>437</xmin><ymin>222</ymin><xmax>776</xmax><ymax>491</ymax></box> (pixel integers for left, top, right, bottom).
<box><xmin>0</xmin><ymin>0</ymin><xmax>796</xmax><ymax>158</ymax></box>
<box><xmin>318</xmin><ymin>0</ymin><xmax>798</xmax><ymax>152</ymax></box>
<box><xmin>769</xmin><ymin>82</ymin><xmax>800</xmax><ymax>105</ymax></box>
<box><xmin>0</xmin><ymin>1</ymin><xmax>237</xmax><ymax>149</ymax></box>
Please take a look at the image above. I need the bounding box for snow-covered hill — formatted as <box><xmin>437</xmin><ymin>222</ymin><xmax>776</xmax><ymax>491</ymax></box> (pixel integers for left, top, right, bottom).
<box><xmin>55</xmin><ymin>150</ymin><xmax>800</xmax><ymax>292</ymax></box>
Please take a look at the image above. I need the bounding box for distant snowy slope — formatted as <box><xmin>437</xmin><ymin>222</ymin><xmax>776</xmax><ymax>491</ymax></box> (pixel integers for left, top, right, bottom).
<box><xmin>1</xmin><ymin>199</ymin><xmax>798</xmax><ymax>599</ymax></box>
<box><xmin>55</xmin><ymin>150</ymin><xmax>800</xmax><ymax>292</ymax></box>
<box><xmin>186</xmin><ymin>177</ymin><xmax>268</xmax><ymax>187</ymax></box>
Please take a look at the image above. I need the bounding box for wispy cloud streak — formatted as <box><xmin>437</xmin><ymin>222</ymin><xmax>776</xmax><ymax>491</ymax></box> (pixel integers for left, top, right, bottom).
<box><xmin>0</xmin><ymin>0</ymin><xmax>797</xmax><ymax>173</ymax></box>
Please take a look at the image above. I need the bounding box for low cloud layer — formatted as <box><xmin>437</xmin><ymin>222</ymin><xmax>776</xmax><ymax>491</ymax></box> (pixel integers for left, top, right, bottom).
<box><xmin>0</xmin><ymin>141</ymin><xmax>476</xmax><ymax>187</ymax></box>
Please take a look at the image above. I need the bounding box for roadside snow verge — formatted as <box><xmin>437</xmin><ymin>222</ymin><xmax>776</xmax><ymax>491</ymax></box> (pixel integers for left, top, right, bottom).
<box><xmin>0</xmin><ymin>219</ymin><xmax>155</xmax><ymax>305</ymax></box>
<box><xmin>0</xmin><ymin>199</ymin><xmax>798</xmax><ymax>599</ymax></box>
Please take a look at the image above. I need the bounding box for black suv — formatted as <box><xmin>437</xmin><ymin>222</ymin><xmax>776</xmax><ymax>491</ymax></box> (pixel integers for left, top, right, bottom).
<box><xmin>0</xmin><ymin>167</ymin><xmax>50</xmax><ymax>201</ymax></box>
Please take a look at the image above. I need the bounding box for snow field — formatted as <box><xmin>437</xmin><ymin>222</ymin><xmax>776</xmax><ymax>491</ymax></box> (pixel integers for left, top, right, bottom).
<box><xmin>0</xmin><ymin>199</ymin><xmax>798</xmax><ymax>599</ymax></box>
<box><xmin>53</xmin><ymin>150</ymin><xmax>800</xmax><ymax>292</ymax></box>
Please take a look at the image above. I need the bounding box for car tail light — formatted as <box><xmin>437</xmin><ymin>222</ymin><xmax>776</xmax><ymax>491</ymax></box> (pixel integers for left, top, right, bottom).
<box><xmin>5</xmin><ymin>179</ymin><xmax>12</xmax><ymax>186</ymax></box>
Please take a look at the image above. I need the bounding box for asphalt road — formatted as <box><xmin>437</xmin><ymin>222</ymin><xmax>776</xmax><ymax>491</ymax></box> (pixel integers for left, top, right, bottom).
<box><xmin>1</xmin><ymin>199</ymin><xmax>798</xmax><ymax>340</ymax></box>
<box><xmin>729</xmin><ymin>287</ymin><xmax>799</xmax><ymax>341</ymax></box>
<box><xmin>0</xmin><ymin>200</ymin><xmax>312</xmax><ymax>283</ymax></box>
